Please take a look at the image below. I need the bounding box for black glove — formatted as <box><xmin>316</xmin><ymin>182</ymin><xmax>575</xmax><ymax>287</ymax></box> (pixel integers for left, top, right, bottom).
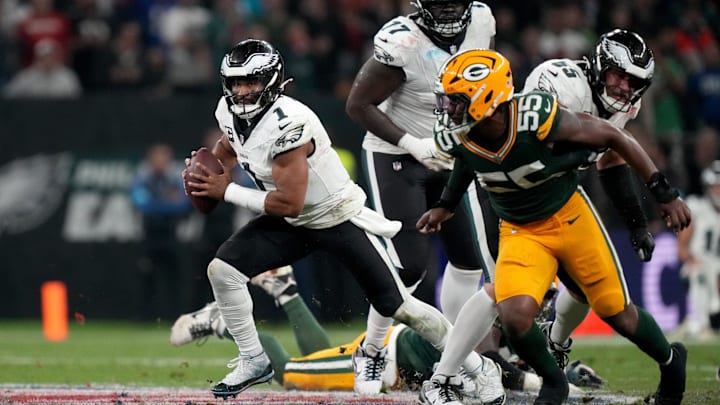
<box><xmin>630</xmin><ymin>228</ymin><xmax>655</xmax><ymax>262</ymax></box>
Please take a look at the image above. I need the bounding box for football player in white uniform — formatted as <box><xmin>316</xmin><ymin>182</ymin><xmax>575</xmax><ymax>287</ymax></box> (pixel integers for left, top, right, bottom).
<box><xmin>346</xmin><ymin>2</ymin><xmax>504</xmax><ymax>398</ymax></box>
<box><xmin>521</xmin><ymin>29</ymin><xmax>658</xmax><ymax>370</ymax></box>
<box><xmin>678</xmin><ymin>161</ymin><xmax>720</xmax><ymax>339</ymax></box>
<box><xmin>184</xmin><ymin>39</ymin><xmax>501</xmax><ymax>401</ymax></box>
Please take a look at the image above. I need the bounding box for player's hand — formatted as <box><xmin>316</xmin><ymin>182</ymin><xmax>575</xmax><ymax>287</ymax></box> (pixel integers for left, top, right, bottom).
<box><xmin>417</xmin><ymin>207</ymin><xmax>454</xmax><ymax>234</ymax></box>
<box><xmin>398</xmin><ymin>135</ymin><xmax>453</xmax><ymax>171</ymax></box>
<box><xmin>187</xmin><ymin>162</ymin><xmax>231</xmax><ymax>200</ymax></box>
<box><xmin>657</xmin><ymin>198</ymin><xmax>691</xmax><ymax>234</ymax></box>
<box><xmin>181</xmin><ymin>150</ymin><xmax>198</xmax><ymax>195</ymax></box>
<box><xmin>630</xmin><ymin>228</ymin><xmax>655</xmax><ymax>262</ymax></box>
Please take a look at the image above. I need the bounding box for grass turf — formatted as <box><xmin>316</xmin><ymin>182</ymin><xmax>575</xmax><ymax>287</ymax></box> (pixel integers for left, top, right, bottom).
<box><xmin>1</xmin><ymin>320</ymin><xmax>718</xmax><ymax>404</ymax></box>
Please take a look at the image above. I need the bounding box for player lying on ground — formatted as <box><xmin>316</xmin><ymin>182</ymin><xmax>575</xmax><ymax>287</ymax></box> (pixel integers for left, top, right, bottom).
<box><xmin>171</xmin><ymin>267</ymin><xmax>602</xmax><ymax>394</ymax></box>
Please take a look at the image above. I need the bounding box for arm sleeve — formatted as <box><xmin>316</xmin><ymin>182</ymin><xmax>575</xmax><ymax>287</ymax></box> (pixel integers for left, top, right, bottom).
<box><xmin>598</xmin><ymin>164</ymin><xmax>648</xmax><ymax>230</ymax></box>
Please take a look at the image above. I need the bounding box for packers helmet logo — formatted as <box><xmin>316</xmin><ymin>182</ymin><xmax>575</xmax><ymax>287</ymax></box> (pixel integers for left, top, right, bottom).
<box><xmin>461</xmin><ymin>63</ymin><xmax>491</xmax><ymax>81</ymax></box>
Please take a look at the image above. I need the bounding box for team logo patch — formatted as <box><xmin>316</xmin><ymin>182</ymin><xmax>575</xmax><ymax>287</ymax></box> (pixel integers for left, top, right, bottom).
<box><xmin>461</xmin><ymin>63</ymin><xmax>491</xmax><ymax>81</ymax></box>
<box><xmin>275</xmin><ymin>127</ymin><xmax>303</xmax><ymax>148</ymax></box>
<box><xmin>392</xmin><ymin>161</ymin><xmax>402</xmax><ymax>171</ymax></box>
<box><xmin>373</xmin><ymin>45</ymin><xmax>394</xmax><ymax>64</ymax></box>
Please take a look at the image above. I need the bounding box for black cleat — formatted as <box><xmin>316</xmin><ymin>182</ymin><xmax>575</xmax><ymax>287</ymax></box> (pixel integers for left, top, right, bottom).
<box><xmin>650</xmin><ymin>342</ymin><xmax>687</xmax><ymax>405</ymax></box>
<box><xmin>211</xmin><ymin>362</ymin><xmax>274</xmax><ymax>400</ymax></box>
<box><xmin>534</xmin><ymin>370</ymin><xmax>569</xmax><ymax>405</ymax></box>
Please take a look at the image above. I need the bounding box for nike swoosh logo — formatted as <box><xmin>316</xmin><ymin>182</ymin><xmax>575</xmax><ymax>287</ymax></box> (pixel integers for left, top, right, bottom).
<box><xmin>567</xmin><ymin>215</ymin><xmax>580</xmax><ymax>225</ymax></box>
<box><xmin>279</xmin><ymin>122</ymin><xmax>290</xmax><ymax>131</ymax></box>
<box><xmin>378</xmin><ymin>37</ymin><xmax>389</xmax><ymax>43</ymax></box>
<box><xmin>548</xmin><ymin>70</ymin><xmax>559</xmax><ymax>77</ymax></box>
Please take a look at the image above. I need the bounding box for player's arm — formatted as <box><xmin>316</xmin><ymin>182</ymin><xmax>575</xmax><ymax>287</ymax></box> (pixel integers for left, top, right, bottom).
<box><xmin>417</xmin><ymin>158</ymin><xmax>475</xmax><ymax>234</ymax></box>
<box><xmin>265</xmin><ymin>143</ymin><xmax>312</xmax><ymax>217</ymax></box>
<box><xmin>551</xmin><ymin>108</ymin><xmax>691</xmax><ymax>232</ymax></box>
<box><xmin>346</xmin><ymin>57</ymin><xmax>406</xmax><ymax>145</ymax></box>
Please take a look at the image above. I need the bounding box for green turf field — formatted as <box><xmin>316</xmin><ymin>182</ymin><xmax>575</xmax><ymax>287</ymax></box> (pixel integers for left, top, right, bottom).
<box><xmin>1</xmin><ymin>320</ymin><xmax>718</xmax><ymax>404</ymax></box>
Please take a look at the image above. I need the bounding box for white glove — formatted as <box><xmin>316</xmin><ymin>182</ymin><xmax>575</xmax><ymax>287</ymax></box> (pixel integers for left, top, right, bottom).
<box><xmin>398</xmin><ymin>134</ymin><xmax>453</xmax><ymax>171</ymax></box>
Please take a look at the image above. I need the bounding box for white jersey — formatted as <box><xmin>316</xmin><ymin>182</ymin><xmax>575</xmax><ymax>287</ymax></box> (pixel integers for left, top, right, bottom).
<box><xmin>215</xmin><ymin>95</ymin><xmax>366</xmax><ymax>229</ymax></box>
<box><xmin>684</xmin><ymin>195</ymin><xmax>720</xmax><ymax>267</ymax></box>
<box><xmin>522</xmin><ymin>58</ymin><xmax>640</xmax><ymax>128</ymax></box>
<box><xmin>363</xmin><ymin>2</ymin><xmax>496</xmax><ymax>154</ymax></box>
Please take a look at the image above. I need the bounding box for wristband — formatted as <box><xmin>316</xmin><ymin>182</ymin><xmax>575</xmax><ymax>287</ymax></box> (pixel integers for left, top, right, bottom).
<box><xmin>646</xmin><ymin>172</ymin><xmax>680</xmax><ymax>204</ymax></box>
<box><xmin>224</xmin><ymin>183</ymin><xmax>268</xmax><ymax>212</ymax></box>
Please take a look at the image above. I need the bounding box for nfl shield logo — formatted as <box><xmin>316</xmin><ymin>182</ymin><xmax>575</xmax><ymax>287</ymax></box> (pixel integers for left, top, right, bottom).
<box><xmin>392</xmin><ymin>161</ymin><xmax>402</xmax><ymax>171</ymax></box>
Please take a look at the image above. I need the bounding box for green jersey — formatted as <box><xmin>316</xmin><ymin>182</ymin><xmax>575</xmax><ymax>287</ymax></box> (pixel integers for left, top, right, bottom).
<box><xmin>434</xmin><ymin>91</ymin><xmax>591</xmax><ymax>223</ymax></box>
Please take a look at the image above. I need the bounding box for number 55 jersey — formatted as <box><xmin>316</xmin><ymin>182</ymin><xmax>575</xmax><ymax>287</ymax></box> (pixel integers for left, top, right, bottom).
<box><xmin>434</xmin><ymin>91</ymin><xmax>595</xmax><ymax>223</ymax></box>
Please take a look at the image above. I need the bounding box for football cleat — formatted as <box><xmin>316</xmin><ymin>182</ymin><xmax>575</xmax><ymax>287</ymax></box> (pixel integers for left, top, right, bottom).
<box><xmin>535</xmin><ymin>370</ymin><xmax>569</xmax><ymax>405</ymax></box>
<box><xmin>650</xmin><ymin>342</ymin><xmax>687</xmax><ymax>405</ymax></box>
<box><xmin>250</xmin><ymin>266</ymin><xmax>298</xmax><ymax>305</ymax></box>
<box><xmin>211</xmin><ymin>352</ymin><xmax>274</xmax><ymax>399</ymax></box>
<box><xmin>540</xmin><ymin>321</ymin><xmax>572</xmax><ymax>370</ymax></box>
<box><xmin>418</xmin><ymin>374</ymin><xmax>464</xmax><ymax>405</ymax></box>
<box><xmin>170</xmin><ymin>302</ymin><xmax>225</xmax><ymax>346</ymax></box>
<box><xmin>469</xmin><ymin>356</ymin><xmax>507</xmax><ymax>405</ymax></box>
<box><xmin>352</xmin><ymin>341</ymin><xmax>387</xmax><ymax>394</ymax></box>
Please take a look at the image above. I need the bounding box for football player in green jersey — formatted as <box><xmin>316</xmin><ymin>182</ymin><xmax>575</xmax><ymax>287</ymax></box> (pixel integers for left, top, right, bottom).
<box><xmin>418</xmin><ymin>49</ymin><xmax>691</xmax><ymax>405</ymax></box>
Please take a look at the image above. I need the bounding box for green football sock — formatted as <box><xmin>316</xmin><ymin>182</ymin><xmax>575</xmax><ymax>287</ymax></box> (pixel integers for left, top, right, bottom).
<box><xmin>282</xmin><ymin>295</ymin><xmax>331</xmax><ymax>355</ymax></box>
<box><xmin>623</xmin><ymin>307</ymin><xmax>672</xmax><ymax>364</ymax></box>
<box><xmin>258</xmin><ymin>332</ymin><xmax>289</xmax><ymax>384</ymax></box>
<box><xmin>506</xmin><ymin>322</ymin><xmax>565</xmax><ymax>384</ymax></box>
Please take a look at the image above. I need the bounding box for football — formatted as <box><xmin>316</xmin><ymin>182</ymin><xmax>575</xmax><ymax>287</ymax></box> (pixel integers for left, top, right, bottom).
<box><xmin>185</xmin><ymin>147</ymin><xmax>224</xmax><ymax>214</ymax></box>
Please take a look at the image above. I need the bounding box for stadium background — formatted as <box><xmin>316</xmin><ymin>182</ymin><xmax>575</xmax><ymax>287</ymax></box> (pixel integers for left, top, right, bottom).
<box><xmin>0</xmin><ymin>0</ymin><xmax>717</xmax><ymax>332</ymax></box>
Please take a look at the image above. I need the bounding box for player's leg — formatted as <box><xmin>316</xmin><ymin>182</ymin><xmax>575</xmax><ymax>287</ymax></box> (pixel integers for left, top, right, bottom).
<box><xmin>361</xmin><ymin>150</ymin><xmax>436</xmax><ymax>383</ymax></box>
<box><xmin>437</xmin><ymin>180</ymin><xmax>498</xmax><ymax>321</ymax></box>
<box><xmin>561</xmin><ymin>189</ymin><xmax>686</xmax><ymax>404</ymax></box>
<box><xmin>540</xmin><ymin>274</ymin><xmax>589</xmax><ymax>369</ymax></box>
<box><xmin>207</xmin><ymin>215</ymin><xmax>313</xmax><ymax>399</ymax></box>
<box><xmin>318</xmin><ymin>221</ymin><xmax>503</xmax><ymax>402</ymax></box>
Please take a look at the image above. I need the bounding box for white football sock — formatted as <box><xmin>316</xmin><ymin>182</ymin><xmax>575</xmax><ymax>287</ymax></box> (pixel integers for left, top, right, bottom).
<box><xmin>434</xmin><ymin>288</ymin><xmax>497</xmax><ymax>376</ymax></box>
<box><xmin>207</xmin><ymin>258</ymin><xmax>263</xmax><ymax>357</ymax></box>
<box><xmin>364</xmin><ymin>306</ymin><xmax>394</xmax><ymax>356</ymax></box>
<box><xmin>440</xmin><ymin>264</ymin><xmax>484</xmax><ymax>323</ymax></box>
<box><xmin>552</xmin><ymin>288</ymin><xmax>589</xmax><ymax>345</ymax></box>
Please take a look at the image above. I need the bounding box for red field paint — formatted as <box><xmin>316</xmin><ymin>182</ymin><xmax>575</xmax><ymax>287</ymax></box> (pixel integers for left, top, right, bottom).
<box><xmin>1</xmin><ymin>384</ymin><xmax>643</xmax><ymax>404</ymax></box>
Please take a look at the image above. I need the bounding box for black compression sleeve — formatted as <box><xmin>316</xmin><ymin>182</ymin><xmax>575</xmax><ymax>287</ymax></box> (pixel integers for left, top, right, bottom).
<box><xmin>598</xmin><ymin>164</ymin><xmax>648</xmax><ymax>230</ymax></box>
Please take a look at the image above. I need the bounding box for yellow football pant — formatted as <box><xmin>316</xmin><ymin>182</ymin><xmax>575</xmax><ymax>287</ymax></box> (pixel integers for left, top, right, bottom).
<box><xmin>494</xmin><ymin>189</ymin><xmax>629</xmax><ymax>318</ymax></box>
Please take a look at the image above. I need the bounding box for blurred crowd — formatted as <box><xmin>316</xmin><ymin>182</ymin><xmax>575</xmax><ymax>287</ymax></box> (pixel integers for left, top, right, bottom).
<box><xmin>1</xmin><ymin>0</ymin><xmax>720</xmax><ymax>195</ymax></box>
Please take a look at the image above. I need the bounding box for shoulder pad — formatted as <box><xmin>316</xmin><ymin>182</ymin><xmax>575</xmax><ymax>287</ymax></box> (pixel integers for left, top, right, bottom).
<box><xmin>522</xmin><ymin>59</ymin><xmax>593</xmax><ymax>114</ymax></box>
<box><xmin>267</xmin><ymin>99</ymin><xmax>314</xmax><ymax>157</ymax></box>
<box><xmin>514</xmin><ymin>91</ymin><xmax>559</xmax><ymax>141</ymax></box>
<box><xmin>372</xmin><ymin>16</ymin><xmax>420</xmax><ymax>67</ymax></box>
<box><xmin>468</xmin><ymin>2</ymin><xmax>496</xmax><ymax>34</ymax></box>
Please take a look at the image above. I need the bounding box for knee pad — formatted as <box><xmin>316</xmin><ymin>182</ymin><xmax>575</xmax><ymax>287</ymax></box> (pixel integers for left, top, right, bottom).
<box><xmin>393</xmin><ymin>296</ymin><xmax>451</xmax><ymax>349</ymax></box>
<box><xmin>207</xmin><ymin>258</ymin><xmax>250</xmax><ymax>288</ymax></box>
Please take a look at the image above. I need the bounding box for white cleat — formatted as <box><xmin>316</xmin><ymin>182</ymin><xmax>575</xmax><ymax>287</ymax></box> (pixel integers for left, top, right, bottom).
<box><xmin>250</xmin><ymin>266</ymin><xmax>298</xmax><ymax>305</ymax></box>
<box><xmin>469</xmin><ymin>357</ymin><xmax>507</xmax><ymax>405</ymax></box>
<box><xmin>170</xmin><ymin>302</ymin><xmax>225</xmax><ymax>346</ymax></box>
<box><xmin>211</xmin><ymin>352</ymin><xmax>274</xmax><ymax>399</ymax></box>
<box><xmin>352</xmin><ymin>341</ymin><xmax>387</xmax><ymax>394</ymax></box>
<box><xmin>419</xmin><ymin>374</ymin><xmax>464</xmax><ymax>405</ymax></box>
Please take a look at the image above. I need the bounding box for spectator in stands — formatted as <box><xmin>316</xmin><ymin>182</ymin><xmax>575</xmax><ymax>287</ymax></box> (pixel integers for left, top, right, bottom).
<box><xmin>3</xmin><ymin>38</ymin><xmax>81</xmax><ymax>98</ymax></box>
<box><xmin>130</xmin><ymin>143</ymin><xmax>191</xmax><ymax>321</ymax></box>
<box><xmin>14</xmin><ymin>0</ymin><xmax>71</xmax><ymax>67</ymax></box>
